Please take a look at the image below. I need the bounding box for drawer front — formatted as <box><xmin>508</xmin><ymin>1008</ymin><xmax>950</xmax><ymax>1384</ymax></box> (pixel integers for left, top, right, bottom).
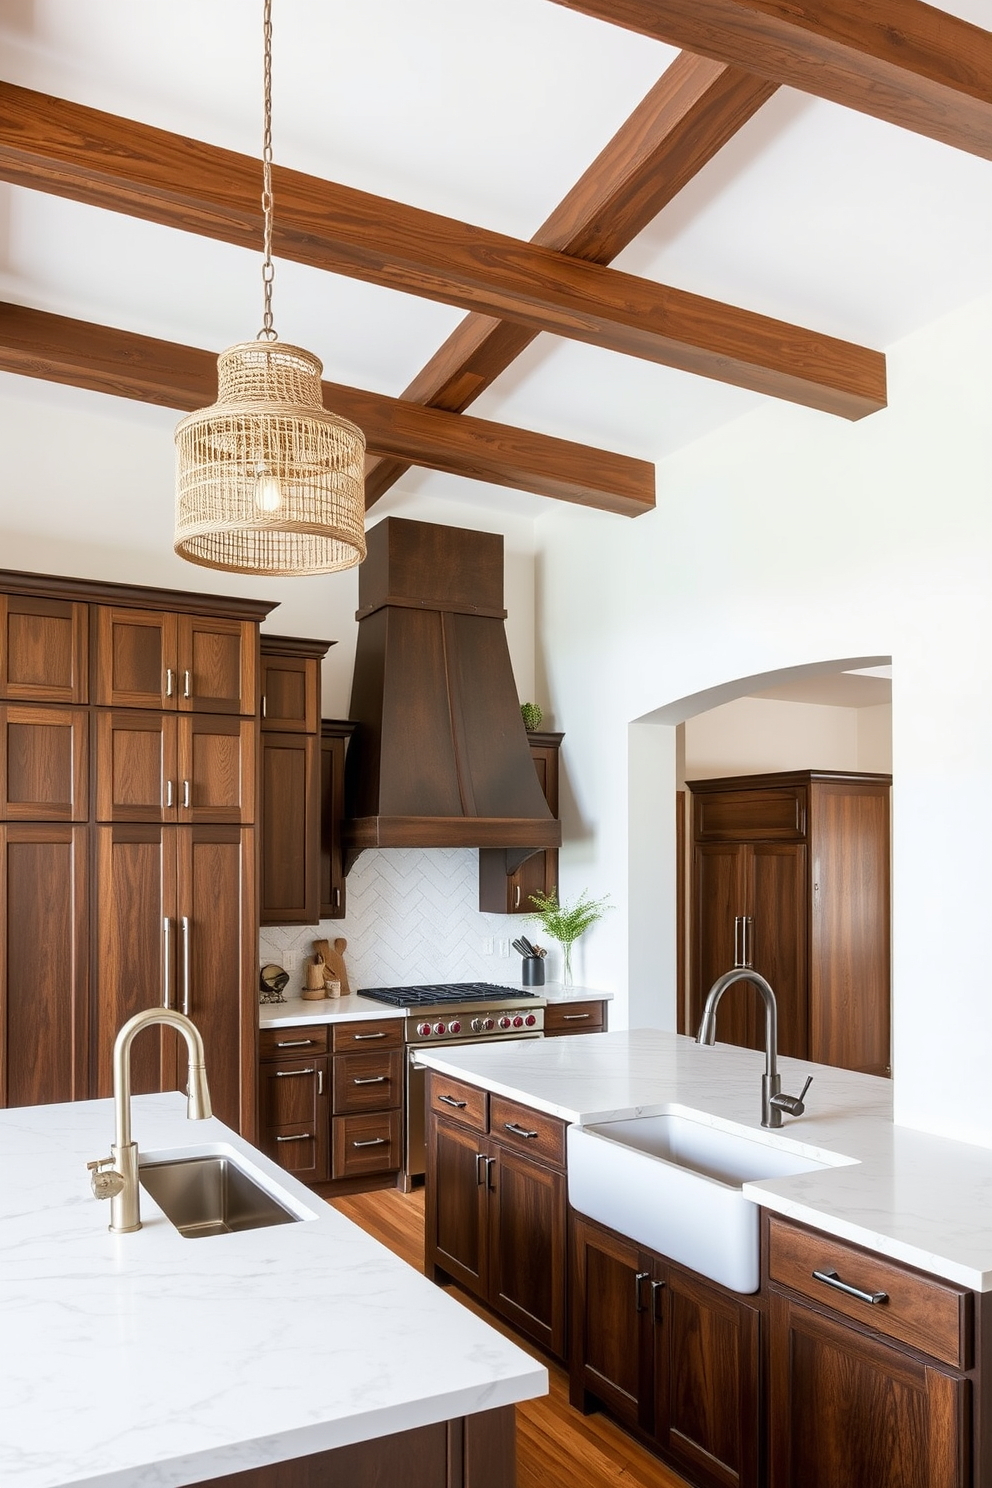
<box><xmin>333</xmin><ymin>1049</ymin><xmax>403</xmax><ymax>1114</ymax></box>
<box><xmin>490</xmin><ymin>1094</ymin><xmax>566</xmax><ymax>1170</ymax></box>
<box><xmin>262</xmin><ymin>1125</ymin><xmax>328</xmax><ymax>1185</ymax></box>
<box><xmin>332</xmin><ymin>1019</ymin><xmax>404</xmax><ymax>1054</ymax></box>
<box><xmin>332</xmin><ymin>1109</ymin><xmax>402</xmax><ymax>1178</ymax></box>
<box><xmin>767</xmin><ymin>1216</ymin><xmax>971</xmax><ymax>1369</ymax></box>
<box><xmin>427</xmin><ymin>1070</ymin><xmax>488</xmax><ymax>1133</ymax></box>
<box><xmin>693</xmin><ymin>786</ymin><xmax>807</xmax><ymax>842</ymax></box>
<box><xmin>259</xmin><ymin>1025</ymin><xmax>329</xmax><ymax>1060</ymax></box>
<box><xmin>259</xmin><ymin>1057</ymin><xmax>324</xmax><ymax>1129</ymax></box>
<box><xmin>544</xmin><ymin>1000</ymin><xmax>606</xmax><ymax>1036</ymax></box>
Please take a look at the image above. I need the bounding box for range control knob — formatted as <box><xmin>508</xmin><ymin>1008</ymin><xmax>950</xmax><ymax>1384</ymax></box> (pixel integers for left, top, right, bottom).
<box><xmin>512</xmin><ymin>1015</ymin><xmax>524</xmax><ymax>1028</ymax></box>
<box><xmin>471</xmin><ymin>1018</ymin><xmax>485</xmax><ymax>1033</ymax></box>
<box><xmin>433</xmin><ymin>1021</ymin><xmax>447</xmax><ymax>1037</ymax></box>
<box><xmin>448</xmin><ymin>1020</ymin><xmax>461</xmax><ymax>1035</ymax></box>
<box><xmin>417</xmin><ymin>1021</ymin><xmax>432</xmax><ymax>1037</ymax></box>
<box><xmin>482</xmin><ymin>1016</ymin><xmax>495</xmax><ymax>1032</ymax></box>
<box><xmin>498</xmin><ymin>1015</ymin><xmax>512</xmax><ymax>1030</ymax></box>
<box><xmin>524</xmin><ymin>1013</ymin><xmax>537</xmax><ymax>1027</ymax></box>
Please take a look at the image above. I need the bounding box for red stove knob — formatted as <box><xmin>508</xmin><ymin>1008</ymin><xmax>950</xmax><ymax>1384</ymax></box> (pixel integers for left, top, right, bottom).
<box><xmin>417</xmin><ymin>1021</ymin><xmax>432</xmax><ymax>1037</ymax></box>
<box><xmin>448</xmin><ymin>1020</ymin><xmax>461</xmax><ymax>1035</ymax></box>
<box><xmin>524</xmin><ymin>1013</ymin><xmax>536</xmax><ymax>1027</ymax></box>
<box><xmin>433</xmin><ymin>1021</ymin><xmax>447</xmax><ymax>1036</ymax></box>
<box><xmin>498</xmin><ymin>1015</ymin><xmax>511</xmax><ymax>1030</ymax></box>
<box><xmin>512</xmin><ymin>1015</ymin><xmax>524</xmax><ymax>1028</ymax></box>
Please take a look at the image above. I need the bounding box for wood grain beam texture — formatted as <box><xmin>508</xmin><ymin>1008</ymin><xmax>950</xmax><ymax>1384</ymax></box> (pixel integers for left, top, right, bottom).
<box><xmin>545</xmin><ymin>0</ymin><xmax>992</xmax><ymax>159</ymax></box>
<box><xmin>0</xmin><ymin>302</ymin><xmax>654</xmax><ymax>517</ymax></box>
<box><xmin>366</xmin><ymin>53</ymin><xmax>779</xmax><ymax>504</ymax></box>
<box><xmin>0</xmin><ymin>82</ymin><xmax>884</xmax><ymax>422</ymax></box>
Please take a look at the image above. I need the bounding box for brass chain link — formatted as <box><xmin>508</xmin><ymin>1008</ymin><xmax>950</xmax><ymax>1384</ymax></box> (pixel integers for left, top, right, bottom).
<box><xmin>258</xmin><ymin>0</ymin><xmax>277</xmax><ymax>341</ymax></box>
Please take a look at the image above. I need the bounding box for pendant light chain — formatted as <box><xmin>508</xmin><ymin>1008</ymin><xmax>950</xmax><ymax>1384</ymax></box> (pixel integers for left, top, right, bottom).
<box><xmin>259</xmin><ymin>0</ymin><xmax>277</xmax><ymax>341</ymax></box>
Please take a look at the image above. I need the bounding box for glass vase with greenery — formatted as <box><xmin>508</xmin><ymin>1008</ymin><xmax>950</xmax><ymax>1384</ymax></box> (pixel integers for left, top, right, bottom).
<box><xmin>527</xmin><ymin>889</ymin><xmax>612</xmax><ymax>988</ymax></box>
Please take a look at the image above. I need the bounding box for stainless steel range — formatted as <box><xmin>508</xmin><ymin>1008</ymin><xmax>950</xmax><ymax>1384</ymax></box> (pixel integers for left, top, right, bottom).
<box><xmin>357</xmin><ymin>982</ymin><xmax>545</xmax><ymax>1177</ymax></box>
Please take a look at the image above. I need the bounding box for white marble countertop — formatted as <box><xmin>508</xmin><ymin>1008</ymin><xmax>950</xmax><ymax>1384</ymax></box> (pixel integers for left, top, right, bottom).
<box><xmin>0</xmin><ymin>1094</ymin><xmax>547</xmax><ymax>1488</ymax></box>
<box><xmin>259</xmin><ymin>982</ymin><xmax>610</xmax><ymax>1028</ymax></box>
<box><xmin>416</xmin><ymin>1029</ymin><xmax>992</xmax><ymax>1292</ymax></box>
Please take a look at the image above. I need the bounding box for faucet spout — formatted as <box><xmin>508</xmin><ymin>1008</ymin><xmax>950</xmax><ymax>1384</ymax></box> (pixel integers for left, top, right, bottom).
<box><xmin>91</xmin><ymin>1008</ymin><xmax>213</xmax><ymax>1233</ymax></box>
<box><xmin>695</xmin><ymin>968</ymin><xmax>783</xmax><ymax>1127</ymax></box>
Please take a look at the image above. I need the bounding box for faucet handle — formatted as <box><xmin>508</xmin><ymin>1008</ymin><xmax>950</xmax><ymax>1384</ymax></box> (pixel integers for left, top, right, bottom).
<box><xmin>770</xmin><ymin>1075</ymin><xmax>814</xmax><ymax>1118</ymax></box>
<box><xmin>87</xmin><ymin>1157</ymin><xmax>125</xmax><ymax>1201</ymax></box>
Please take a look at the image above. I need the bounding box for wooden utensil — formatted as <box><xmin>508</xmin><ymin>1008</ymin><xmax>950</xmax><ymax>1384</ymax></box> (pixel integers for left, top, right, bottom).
<box><xmin>313</xmin><ymin>937</ymin><xmax>351</xmax><ymax>997</ymax></box>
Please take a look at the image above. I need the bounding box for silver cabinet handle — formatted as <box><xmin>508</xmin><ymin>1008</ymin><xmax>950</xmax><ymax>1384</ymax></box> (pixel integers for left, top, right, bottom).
<box><xmin>162</xmin><ymin>917</ymin><xmax>172</xmax><ymax>1008</ymax></box>
<box><xmin>504</xmin><ymin>1121</ymin><xmax>538</xmax><ymax>1139</ymax></box>
<box><xmin>165</xmin><ymin>667</ymin><xmax>174</xmax><ymax>698</ymax></box>
<box><xmin>183</xmin><ymin>669</ymin><xmax>192</xmax><ymax>700</ymax></box>
<box><xmin>275</xmin><ymin>1067</ymin><xmax>316</xmax><ymax>1077</ymax></box>
<box><xmin>562</xmin><ymin>1013</ymin><xmax>590</xmax><ymax>1021</ymax></box>
<box><xmin>333</xmin><ymin>888</ymin><xmax>341</xmax><ymax>907</ymax></box>
<box><xmin>651</xmin><ymin>1278</ymin><xmax>665</xmax><ymax>1323</ymax></box>
<box><xmin>812</xmin><ymin>1269</ymin><xmax>889</xmax><ymax>1306</ymax></box>
<box><xmin>353</xmin><ymin>1031</ymin><xmax>386</xmax><ymax>1040</ymax></box>
<box><xmin>353</xmin><ymin>1075</ymin><xmax>387</xmax><ymax>1085</ymax></box>
<box><xmin>165</xmin><ymin>779</ymin><xmax>174</xmax><ymax>809</ymax></box>
<box><xmin>317</xmin><ymin>1068</ymin><xmax>323</xmax><ymax>1097</ymax></box>
<box><xmin>514</xmin><ymin>884</ymin><xmax>521</xmax><ymax>908</ymax></box>
<box><xmin>275</xmin><ymin>1132</ymin><xmax>313</xmax><ymax>1142</ymax></box>
<box><xmin>261</xmin><ymin>694</ymin><xmax>267</xmax><ymax>720</ymax></box>
<box><xmin>476</xmin><ymin>1152</ymin><xmax>487</xmax><ymax>1186</ymax></box>
<box><xmin>275</xmin><ymin>1039</ymin><xmax>315</xmax><ymax>1048</ymax></box>
<box><xmin>634</xmin><ymin>1270</ymin><xmax>650</xmax><ymax>1313</ymax></box>
<box><xmin>733</xmin><ymin>915</ymin><xmax>742</xmax><ymax>967</ymax></box>
<box><xmin>438</xmin><ymin>1094</ymin><xmax>467</xmax><ymax>1108</ymax></box>
<box><xmin>183</xmin><ymin>779</ymin><xmax>191</xmax><ymax>810</ymax></box>
<box><xmin>487</xmin><ymin>1155</ymin><xmax>496</xmax><ymax>1190</ymax></box>
<box><xmin>352</xmin><ymin>1137</ymin><xmax>387</xmax><ymax>1148</ymax></box>
<box><xmin>180</xmin><ymin>915</ymin><xmax>191</xmax><ymax>1016</ymax></box>
<box><xmin>744</xmin><ymin>915</ymin><xmax>754</xmax><ymax>968</ymax></box>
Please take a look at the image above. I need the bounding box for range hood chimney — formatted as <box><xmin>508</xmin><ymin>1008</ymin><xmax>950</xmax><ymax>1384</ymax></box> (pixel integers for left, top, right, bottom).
<box><xmin>342</xmin><ymin>518</ymin><xmax>561</xmax><ymax>871</ymax></box>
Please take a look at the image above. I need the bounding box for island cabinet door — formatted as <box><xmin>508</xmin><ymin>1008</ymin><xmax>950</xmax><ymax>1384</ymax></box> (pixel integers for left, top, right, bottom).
<box><xmin>426</xmin><ymin>1116</ymin><xmax>489</xmax><ymax>1300</ymax></box>
<box><xmin>569</xmin><ymin>1214</ymin><xmax>654</xmax><ymax>1434</ymax></box>
<box><xmin>768</xmin><ymin>1291</ymin><xmax>968</xmax><ymax>1488</ymax></box>
<box><xmin>653</xmin><ymin>1266</ymin><xmax>761</xmax><ymax>1488</ymax></box>
<box><xmin>488</xmin><ymin>1143</ymin><xmax>566</xmax><ymax>1358</ymax></box>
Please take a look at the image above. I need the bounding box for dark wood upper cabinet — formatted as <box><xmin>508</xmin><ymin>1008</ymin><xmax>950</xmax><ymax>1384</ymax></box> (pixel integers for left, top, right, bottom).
<box><xmin>479</xmin><ymin>730</ymin><xmax>563</xmax><ymax>914</ymax></box>
<box><xmin>95</xmin><ymin>711</ymin><xmax>254</xmax><ymax>825</ymax></box>
<box><xmin>0</xmin><ymin>594</ymin><xmax>88</xmax><ymax>704</ymax></box>
<box><xmin>319</xmin><ymin>720</ymin><xmax>354</xmax><ymax>920</ymax></box>
<box><xmin>0</xmin><ymin>704</ymin><xmax>89</xmax><ymax>821</ymax></box>
<box><xmin>95</xmin><ymin>607</ymin><xmax>256</xmax><ymax>715</ymax></box>
<box><xmin>260</xmin><ymin>636</ymin><xmax>333</xmax><ymax>732</ymax></box>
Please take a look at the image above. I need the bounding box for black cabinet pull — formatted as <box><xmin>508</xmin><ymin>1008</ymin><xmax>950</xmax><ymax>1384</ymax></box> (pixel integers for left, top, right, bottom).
<box><xmin>813</xmin><ymin>1268</ymin><xmax>889</xmax><ymax>1306</ymax></box>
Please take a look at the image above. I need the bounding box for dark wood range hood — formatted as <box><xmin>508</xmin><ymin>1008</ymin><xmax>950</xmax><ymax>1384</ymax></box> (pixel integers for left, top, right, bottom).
<box><xmin>342</xmin><ymin>517</ymin><xmax>561</xmax><ymax>872</ymax></box>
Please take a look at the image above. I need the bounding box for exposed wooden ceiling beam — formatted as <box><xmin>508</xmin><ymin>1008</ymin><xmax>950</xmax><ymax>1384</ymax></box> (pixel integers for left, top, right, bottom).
<box><xmin>546</xmin><ymin>0</ymin><xmax>992</xmax><ymax>159</ymax></box>
<box><xmin>366</xmin><ymin>53</ymin><xmax>778</xmax><ymax>504</ymax></box>
<box><xmin>0</xmin><ymin>302</ymin><xmax>654</xmax><ymax>517</ymax></box>
<box><xmin>0</xmin><ymin>82</ymin><xmax>884</xmax><ymax>421</ymax></box>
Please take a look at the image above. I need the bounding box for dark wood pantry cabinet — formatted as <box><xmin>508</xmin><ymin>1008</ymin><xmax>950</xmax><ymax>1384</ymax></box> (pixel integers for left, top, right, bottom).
<box><xmin>0</xmin><ymin>568</ymin><xmax>274</xmax><ymax>1135</ymax></box>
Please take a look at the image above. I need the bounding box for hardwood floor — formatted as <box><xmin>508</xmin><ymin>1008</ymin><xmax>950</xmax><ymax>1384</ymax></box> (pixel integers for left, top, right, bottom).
<box><xmin>332</xmin><ymin>1186</ymin><xmax>691</xmax><ymax>1488</ymax></box>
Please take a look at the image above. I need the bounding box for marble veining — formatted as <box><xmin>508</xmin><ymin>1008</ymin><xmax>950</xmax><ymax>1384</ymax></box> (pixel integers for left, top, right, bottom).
<box><xmin>0</xmin><ymin>1095</ymin><xmax>546</xmax><ymax>1488</ymax></box>
<box><xmin>417</xmin><ymin>1029</ymin><xmax>992</xmax><ymax>1291</ymax></box>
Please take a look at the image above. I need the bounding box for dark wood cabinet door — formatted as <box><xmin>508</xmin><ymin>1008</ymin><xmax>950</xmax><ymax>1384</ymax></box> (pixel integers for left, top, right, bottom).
<box><xmin>655</xmin><ymin>1268</ymin><xmax>761</xmax><ymax>1488</ymax></box>
<box><xmin>488</xmin><ymin>1144</ymin><xmax>566</xmax><ymax>1357</ymax></box>
<box><xmin>319</xmin><ymin>724</ymin><xmax>351</xmax><ymax>919</ymax></box>
<box><xmin>569</xmin><ymin>1214</ymin><xmax>652</xmax><ymax>1433</ymax></box>
<box><xmin>173</xmin><ymin>825</ymin><xmax>255</xmax><ymax>1134</ymax></box>
<box><xmin>179</xmin><ymin>714</ymin><xmax>255</xmax><ymax>825</ymax></box>
<box><xmin>260</xmin><ymin>732</ymin><xmax>318</xmax><ymax>924</ymax></box>
<box><xmin>0</xmin><ymin>595</ymin><xmax>88</xmax><ymax>704</ymax></box>
<box><xmin>426</xmin><ymin>1116</ymin><xmax>489</xmax><ymax>1300</ymax></box>
<box><xmin>260</xmin><ymin>652</ymin><xmax>318</xmax><ymax>732</ymax></box>
<box><xmin>691</xmin><ymin>843</ymin><xmax>754</xmax><ymax>1047</ymax></box>
<box><xmin>0</xmin><ymin>704</ymin><xmax>88</xmax><ymax>821</ymax></box>
<box><xmin>177</xmin><ymin>614</ymin><xmax>256</xmax><ymax>716</ymax></box>
<box><xmin>748</xmin><ymin>844</ymin><xmax>807</xmax><ymax>1061</ymax></box>
<box><xmin>93</xmin><ymin>823</ymin><xmax>178</xmax><ymax>1100</ymax></box>
<box><xmin>94</xmin><ymin>606</ymin><xmax>178</xmax><ymax>709</ymax></box>
<box><xmin>0</xmin><ymin>823</ymin><xmax>88</xmax><ymax>1107</ymax></box>
<box><xmin>95</xmin><ymin>710</ymin><xmax>176</xmax><ymax>822</ymax></box>
<box><xmin>478</xmin><ymin>735</ymin><xmax>561</xmax><ymax>914</ymax></box>
<box><xmin>769</xmin><ymin>1291</ymin><xmax>967</xmax><ymax>1488</ymax></box>
<box><xmin>260</xmin><ymin>1056</ymin><xmax>329</xmax><ymax>1184</ymax></box>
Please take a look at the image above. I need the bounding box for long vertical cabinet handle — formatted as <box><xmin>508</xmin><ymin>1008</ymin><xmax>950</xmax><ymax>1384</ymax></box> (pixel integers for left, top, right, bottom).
<box><xmin>162</xmin><ymin>917</ymin><xmax>172</xmax><ymax>1008</ymax></box>
<box><xmin>634</xmin><ymin>1271</ymin><xmax>650</xmax><ymax>1313</ymax></box>
<box><xmin>181</xmin><ymin>916</ymin><xmax>191</xmax><ymax>1015</ymax></box>
<box><xmin>651</xmin><ymin>1279</ymin><xmax>665</xmax><ymax>1323</ymax></box>
<box><xmin>744</xmin><ymin>916</ymin><xmax>754</xmax><ymax>969</ymax></box>
<box><xmin>733</xmin><ymin>916</ymin><xmax>742</xmax><ymax>967</ymax></box>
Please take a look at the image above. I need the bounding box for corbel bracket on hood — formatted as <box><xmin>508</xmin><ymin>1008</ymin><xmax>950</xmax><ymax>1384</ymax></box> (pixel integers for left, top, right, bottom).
<box><xmin>342</xmin><ymin>517</ymin><xmax>561</xmax><ymax>873</ymax></box>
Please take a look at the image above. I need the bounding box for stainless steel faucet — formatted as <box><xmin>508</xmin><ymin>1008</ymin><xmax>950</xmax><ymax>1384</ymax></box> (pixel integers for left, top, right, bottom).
<box><xmin>695</xmin><ymin>968</ymin><xmax>812</xmax><ymax>1129</ymax></box>
<box><xmin>87</xmin><ymin>1007</ymin><xmax>212</xmax><ymax>1233</ymax></box>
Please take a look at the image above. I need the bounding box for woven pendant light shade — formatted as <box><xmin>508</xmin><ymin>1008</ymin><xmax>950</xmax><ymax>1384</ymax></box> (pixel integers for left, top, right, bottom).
<box><xmin>175</xmin><ymin>340</ymin><xmax>366</xmax><ymax>576</ymax></box>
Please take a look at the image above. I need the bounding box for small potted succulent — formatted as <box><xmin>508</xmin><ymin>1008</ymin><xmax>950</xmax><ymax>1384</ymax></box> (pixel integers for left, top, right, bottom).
<box><xmin>520</xmin><ymin>701</ymin><xmax>543</xmax><ymax>731</ymax></box>
<box><xmin>527</xmin><ymin>888</ymin><xmax>612</xmax><ymax>988</ymax></box>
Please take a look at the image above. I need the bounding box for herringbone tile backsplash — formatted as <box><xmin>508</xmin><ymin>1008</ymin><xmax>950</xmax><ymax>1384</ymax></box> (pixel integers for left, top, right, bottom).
<box><xmin>259</xmin><ymin>848</ymin><xmax>534</xmax><ymax>993</ymax></box>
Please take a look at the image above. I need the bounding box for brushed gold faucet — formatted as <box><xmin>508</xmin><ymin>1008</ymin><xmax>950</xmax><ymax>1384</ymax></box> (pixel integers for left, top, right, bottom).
<box><xmin>87</xmin><ymin>1007</ymin><xmax>212</xmax><ymax>1233</ymax></box>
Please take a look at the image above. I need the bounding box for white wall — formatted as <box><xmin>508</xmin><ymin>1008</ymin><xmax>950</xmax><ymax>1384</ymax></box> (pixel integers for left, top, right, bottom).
<box><xmin>535</xmin><ymin>288</ymin><xmax>992</xmax><ymax>1147</ymax></box>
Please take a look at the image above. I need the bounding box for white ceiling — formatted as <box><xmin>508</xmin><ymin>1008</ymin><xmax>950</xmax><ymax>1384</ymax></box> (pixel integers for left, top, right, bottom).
<box><xmin>2</xmin><ymin>0</ymin><xmax>992</xmax><ymax>523</ymax></box>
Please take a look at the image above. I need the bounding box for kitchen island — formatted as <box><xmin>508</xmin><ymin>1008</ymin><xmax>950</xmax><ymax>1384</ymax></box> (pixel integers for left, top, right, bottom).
<box><xmin>0</xmin><ymin>1094</ymin><xmax>546</xmax><ymax>1488</ymax></box>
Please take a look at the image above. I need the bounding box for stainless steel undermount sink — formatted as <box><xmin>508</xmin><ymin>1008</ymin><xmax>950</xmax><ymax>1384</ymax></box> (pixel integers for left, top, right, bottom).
<box><xmin>568</xmin><ymin>1109</ymin><xmax>853</xmax><ymax>1293</ymax></box>
<box><xmin>139</xmin><ymin>1150</ymin><xmax>303</xmax><ymax>1239</ymax></box>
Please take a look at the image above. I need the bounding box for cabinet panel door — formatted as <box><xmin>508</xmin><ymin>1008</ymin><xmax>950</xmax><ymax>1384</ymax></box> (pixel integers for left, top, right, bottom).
<box><xmin>656</xmin><ymin>1268</ymin><xmax>761</xmax><ymax>1488</ymax></box>
<box><xmin>94</xmin><ymin>824</ymin><xmax>178</xmax><ymax>1100</ymax></box>
<box><xmin>0</xmin><ymin>824</ymin><xmax>88</xmax><ymax>1107</ymax></box>
<box><xmin>569</xmin><ymin>1215</ymin><xmax>651</xmax><ymax>1432</ymax></box>
<box><xmin>319</xmin><ymin>726</ymin><xmax>349</xmax><ymax>919</ymax></box>
<box><xmin>0</xmin><ymin>596</ymin><xmax>88</xmax><ymax>704</ymax></box>
<box><xmin>489</xmin><ymin>1145</ymin><xmax>566</xmax><ymax>1358</ymax></box>
<box><xmin>94</xmin><ymin>607</ymin><xmax>177</xmax><ymax>708</ymax></box>
<box><xmin>691</xmin><ymin>845</ymin><xmax>755</xmax><ymax>1047</ymax></box>
<box><xmin>426</xmin><ymin>1116</ymin><xmax>488</xmax><ymax>1300</ymax></box>
<box><xmin>179</xmin><ymin>715</ymin><xmax>255</xmax><ymax>825</ymax></box>
<box><xmin>478</xmin><ymin>737</ymin><xmax>560</xmax><ymax>914</ymax></box>
<box><xmin>0</xmin><ymin>704</ymin><xmax>88</xmax><ymax>821</ymax></box>
<box><xmin>261</xmin><ymin>733</ymin><xmax>317</xmax><ymax>924</ymax></box>
<box><xmin>769</xmin><ymin>1292</ymin><xmax>967</xmax><ymax>1488</ymax></box>
<box><xmin>95</xmin><ymin>710</ymin><xmax>176</xmax><ymax>822</ymax></box>
<box><xmin>260</xmin><ymin>653</ymin><xmax>318</xmax><ymax>732</ymax></box>
<box><xmin>748</xmin><ymin>844</ymin><xmax>807</xmax><ymax>1060</ymax></box>
<box><xmin>178</xmin><ymin>615</ymin><xmax>255</xmax><ymax>716</ymax></box>
<box><xmin>174</xmin><ymin>825</ymin><xmax>255</xmax><ymax>1134</ymax></box>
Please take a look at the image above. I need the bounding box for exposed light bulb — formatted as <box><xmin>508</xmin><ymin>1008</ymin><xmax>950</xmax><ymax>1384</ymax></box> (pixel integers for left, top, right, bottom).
<box><xmin>254</xmin><ymin>463</ymin><xmax>282</xmax><ymax>513</ymax></box>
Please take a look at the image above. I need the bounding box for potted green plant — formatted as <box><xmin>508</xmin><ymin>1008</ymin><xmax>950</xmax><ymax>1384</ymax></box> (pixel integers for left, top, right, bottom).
<box><xmin>527</xmin><ymin>888</ymin><xmax>612</xmax><ymax>988</ymax></box>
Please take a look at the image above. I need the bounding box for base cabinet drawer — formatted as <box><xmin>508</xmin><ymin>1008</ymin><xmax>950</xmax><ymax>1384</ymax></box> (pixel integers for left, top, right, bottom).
<box><xmin>543</xmin><ymin>1000</ymin><xmax>607</xmax><ymax>1037</ymax></box>
<box><xmin>261</xmin><ymin>1125</ymin><xmax>328</xmax><ymax>1185</ymax></box>
<box><xmin>333</xmin><ymin>1049</ymin><xmax>403</xmax><ymax>1114</ymax></box>
<box><xmin>332</xmin><ymin>1109</ymin><xmax>402</xmax><ymax>1178</ymax></box>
